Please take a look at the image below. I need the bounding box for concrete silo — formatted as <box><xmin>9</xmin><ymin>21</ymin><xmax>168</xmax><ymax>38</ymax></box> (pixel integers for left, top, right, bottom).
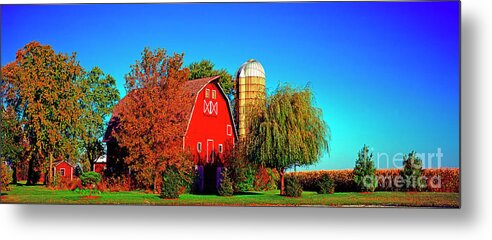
<box><xmin>235</xmin><ymin>59</ymin><xmax>266</xmax><ymax>138</ymax></box>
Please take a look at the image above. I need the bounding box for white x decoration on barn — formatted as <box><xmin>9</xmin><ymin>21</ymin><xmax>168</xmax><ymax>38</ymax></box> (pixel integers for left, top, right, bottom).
<box><xmin>203</xmin><ymin>100</ymin><xmax>218</xmax><ymax>115</ymax></box>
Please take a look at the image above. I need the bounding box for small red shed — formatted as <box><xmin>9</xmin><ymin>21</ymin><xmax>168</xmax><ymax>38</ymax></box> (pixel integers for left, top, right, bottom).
<box><xmin>54</xmin><ymin>161</ymin><xmax>74</xmax><ymax>181</ymax></box>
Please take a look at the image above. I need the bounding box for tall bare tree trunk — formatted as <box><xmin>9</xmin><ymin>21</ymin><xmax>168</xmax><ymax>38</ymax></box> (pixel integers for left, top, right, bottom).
<box><xmin>12</xmin><ymin>166</ymin><xmax>17</xmax><ymax>184</ymax></box>
<box><xmin>26</xmin><ymin>156</ymin><xmax>35</xmax><ymax>185</ymax></box>
<box><xmin>88</xmin><ymin>151</ymin><xmax>94</xmax><ymax>172</ymax></box>
<box><xmin>279</xmin><ymin>167</ymin><xmax>285</xmax><ymax>195</ymax></box>
<box><xmin>154</xmin><ymin>172</ymin><xmax>158</xmax><ymax>194</ymax></box>
<box><xmin>48</xmin><ymin>152</ymin><xmax>53</xmax><ymax>186</ymax></box>
<box><xmin>154</xmin><ymin>164</ymin><xmax>160</xmax><ymax>194</ymax></box>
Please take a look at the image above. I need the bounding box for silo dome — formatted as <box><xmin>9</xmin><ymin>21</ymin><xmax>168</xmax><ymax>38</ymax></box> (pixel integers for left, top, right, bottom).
<box><xmin>236</xmin><ymin>59</ymin><xmax>266</xmax><ymax>79</ymax></box>
<box><xmin>235</xmin><ymin>59</ymin><xmax>267</xmax><ymax>138</ymax></box>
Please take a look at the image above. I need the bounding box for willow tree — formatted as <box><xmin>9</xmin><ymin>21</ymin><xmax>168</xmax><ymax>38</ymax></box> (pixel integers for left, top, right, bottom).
<box><xmin>246</xmin><ymin>85</ymin><xmax>330</xmax><ymax>195</ymax></box>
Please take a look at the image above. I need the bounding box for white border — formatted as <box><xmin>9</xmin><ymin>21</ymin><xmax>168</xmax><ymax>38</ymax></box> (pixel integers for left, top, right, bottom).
<box><xmin>3</xmin><ymin>1</ymin><xmax>492</xmax><ymax>240</ymax></box>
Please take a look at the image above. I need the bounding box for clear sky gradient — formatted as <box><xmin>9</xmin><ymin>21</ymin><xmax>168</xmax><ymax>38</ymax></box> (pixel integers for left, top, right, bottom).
<box><xmin>1</xmin><ymin>2</ymin><xmax>460</xmax><ymax>170</ymax></box>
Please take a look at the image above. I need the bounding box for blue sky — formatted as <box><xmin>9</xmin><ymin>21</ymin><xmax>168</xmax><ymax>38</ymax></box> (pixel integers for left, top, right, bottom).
<box><xmin>1</xmin><ymin>2</ymin><xmax>460</xmax><ymax>170</ymax></box>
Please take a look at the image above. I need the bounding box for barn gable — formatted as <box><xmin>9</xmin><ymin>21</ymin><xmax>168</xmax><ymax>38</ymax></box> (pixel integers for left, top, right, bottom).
<box><xmin>182</xmin><ymin>76</ymin><xmax>238</xmax><ymax>146</ymax></box>
<box><xmin>103</xmin><ymin>77</ymin><xmax>238</xmax><ymax>144</ymax></box>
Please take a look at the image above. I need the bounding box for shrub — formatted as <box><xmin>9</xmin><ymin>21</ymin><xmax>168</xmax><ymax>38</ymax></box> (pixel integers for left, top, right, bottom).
<box><xmin>160</xmin><ymin>166</ymin><xmax>180</xmax><ymax>199</ymax></box>
<box><xmin>317</xmin><ymin>174</ymin><xmax>335</xmax><ymax>194</ymax></box>
<box><xmin>80</xmin><ymin>171</ymin><xmax>102</xmax><ymax>187</ymax></box>
<box><xmin>353</xmin><ymin>145</ymin><xmax>377</xmax><ymax>192</ymax></box>
<box><xmin>234</xmin><ymin>165</ymin><xmax>255</xmax><ymax>192</ymax></box>
<box><xmin>218</xmin><ymin>168</ymin><xmax>234</xmax><ymax>196</ymax></box>
<box><xmin>190</xmin><ymin>167</ymin><xmax>202</xmax><ymax>194</ymax></box>
<box><xmin>1</xmin><ymin>162</ymin><xmax>13</xmax><ymax>192</ymax></box>
<box><xmin>51</xmin><ymin>172</ymin><xmax>61</xmax><ymax>189</ymax></box>
<box><xmin>52</xmin><ymin>173</ymin><xmax>81</xmax><ymax>191</ymax></box>
<box><xmin>225</xmin><ymin>145</ymin><xmax>256</xmax><ymax>192</ymax></box>
<box><xmin>284</xmin><ymin>175</ymin><xmax>302</xmax><ymax>197</ymax></box>
<box><xmin>286</xmin><ymin>170</ymin><xmax>355</xmax><ymax>192</ymax></box>
<box><xmin>80</xmin><ymin>171</ymin><xmax>102</xmax><ymax>196</ymax></box>
<box><xmin>400</xmin><ymin>151</ymin><xmax>425</xmax><ymax>191</ymax></box>
<box><xmin>99</xmin><ymin>176</ymin><xmax>131</xmax><ymax>192</ymax></box>
<box><xmin>176</xmin><ymin>166</ymin><xmax>195</xmax><ymax>194</ymax></box>
<box><xmin>69</xmin><ymin>178</ymin><xmax>83</xmax><ymax>191</ymax></box>
<box><xmin>254</xmin><ymin>167</ymin><xmax>279</xmax><ymax>191</ymax></box>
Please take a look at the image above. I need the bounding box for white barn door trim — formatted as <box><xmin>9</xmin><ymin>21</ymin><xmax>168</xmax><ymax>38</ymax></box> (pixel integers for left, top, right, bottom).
<box><xmin>206</xmin><ymin>139</ymin><xmax>215</xmax><ymax>163</ymax></box>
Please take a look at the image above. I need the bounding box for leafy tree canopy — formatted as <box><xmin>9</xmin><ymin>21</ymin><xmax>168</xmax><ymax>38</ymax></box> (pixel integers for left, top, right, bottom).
<box><xmin>2</xmin><ymin>41</ymin><xmax>84</xmax><ymax>185</ymax></box>
<box><xmin>188</xmin><ymin>60</ymin><xmax>234</xmax><ymax>97</ymax></box>
<box><xmin>1</xmin><ymin>41</ymin><xmax>120</xmax><ymax>185</ymax></box>
<box><xmin>114</xmin><ymin>47</ymin><xmax>194</xmax><ymax>192</ymax></box>
<box><xmin>78</xmin><ymin>67</ymin><xmax>119</xmax><ymax>170</ymax></box>
<box><xmin>245</xmin><ymin>84</ymin><xmax>330</xmax><ymax>195</ymax></box>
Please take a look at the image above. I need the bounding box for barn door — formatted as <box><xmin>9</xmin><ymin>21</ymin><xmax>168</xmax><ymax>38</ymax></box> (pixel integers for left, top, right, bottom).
<box><xmin>207</xmin><ymin>139</ymin><xmax>215</xmax><ymax>163</ymax></box>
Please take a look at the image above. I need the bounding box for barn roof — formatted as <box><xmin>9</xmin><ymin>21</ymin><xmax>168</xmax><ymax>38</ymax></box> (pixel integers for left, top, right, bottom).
<box><xmin>54</xmin><ymin>160</ymin><xmax>75</xmax><ymax>168</ymax></box>
<box><xmin>183</xmin><ymin>76</ymin><xmax>221</xmax><ymax>96</ymax></box>
<box><xmin>103</xmin><ymin>76</ymin><xmax>235</xmax><ymax>143</ymax></box>
<box><xmin>94</xmin><ymin>155</ymin><xmax>107</xmax><ymax>163</ymax></box>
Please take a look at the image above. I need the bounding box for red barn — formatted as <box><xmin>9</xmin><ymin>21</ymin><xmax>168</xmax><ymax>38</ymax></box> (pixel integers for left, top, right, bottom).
<box><xmin>54</xmin><ymin>161</ymin><xmax>74</xmax><ymax>181</ymax></box>
<box><xmin>93</xmin><ymin>155</ymin><xmax>107</xmax><ymax>174</ymax></box>
<box><xmin>104</xmin><ymin>76</ymin><xmax>237</xmax><ymax>193</ymax></box>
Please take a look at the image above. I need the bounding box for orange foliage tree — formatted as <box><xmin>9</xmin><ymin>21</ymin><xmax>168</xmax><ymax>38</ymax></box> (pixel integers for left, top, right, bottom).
<box><xmin>1</xmin><ymin>42</ymin><xmax>84</xmax><ymax>185</ymax></box>
<box><xmin>113</xmin><ymin>47</ymin><xmax>194</xmax><ymax>192</ymax></box>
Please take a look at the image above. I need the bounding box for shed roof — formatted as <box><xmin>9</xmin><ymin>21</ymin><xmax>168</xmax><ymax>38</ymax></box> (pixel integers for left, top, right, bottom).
<box><xmin>54</xmin><ymin>161</ymin><xmax>74</xmax><ymax>168</ymax></box>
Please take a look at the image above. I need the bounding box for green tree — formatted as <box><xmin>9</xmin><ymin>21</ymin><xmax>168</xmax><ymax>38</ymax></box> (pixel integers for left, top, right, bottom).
<box><xmin>78</xmin><ymin>67</ymin><xmax>120</xmax><ymax>171</ymax></box>
<box><xmin>0</xmin><ymin>106</ymin><xmax>26</xmax><ymax>184</ymax></box>
<box><xmin>246</xmin><ymin>85</ymin><xmax>330</xmax><ymax>195</ymax></box>
<box><xmin>2</xmin><ymin>42</ymin><xmax>84</xmax><ymax>186</ymax></box>
<box><xmin>317</xmin><ymin>174</ymin><xmax>335</xmax><ymax>194</ymax></box>
<box><xmin>223</xmin><ymin>143</ymin><xmax>255</xmax><ymax>192</ymax></box>
<box><xmin>218</xmin><ymin>168</ymin><xmax>234</xmax><ymax>196</ymax></box>
<box><xmin>188</xmin><ymin>60</ymin><xmax>234</xmax><ymax>97</ymax></box>
<box><xmin>401</xmin><ymin>151</ymin><xmax>424</xmax><ymax>191</ymax></box>
<box><xmin>284</xmin><ymin>175</ymin><xmax>303</xmax><ymax>197</ymax></box>
<box><xmin>80</xmin><ymin>171</ymin><xmax>102</xmax><ymax>196</ymax></box>
<box><xmin>353</xmin><ymin>145</ymin><xmax>377</xmax><ymax>192</ymax></box>
<box><xmin>160</xmin><ymin>165</ymin><xmax>180</xmax><ymax>199</ymax></box>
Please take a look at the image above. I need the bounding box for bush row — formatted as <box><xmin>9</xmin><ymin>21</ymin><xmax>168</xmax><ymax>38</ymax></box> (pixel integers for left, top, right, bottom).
<box><xmin>286</xmin><ymin>168</ymin><xmax>459</xmax><ymax>193</ymax></box>
<box><xmin>52</xmin><ymin>175</ymin><xmax>132</xmax><ymax>193</ymax></box>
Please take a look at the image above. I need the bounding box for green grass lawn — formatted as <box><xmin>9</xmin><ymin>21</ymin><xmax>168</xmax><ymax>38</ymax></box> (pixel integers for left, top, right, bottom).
<box><xmin>1</xmin><ymin>184</ymin><xmax>460</xmax><ymax>208</ymax></box>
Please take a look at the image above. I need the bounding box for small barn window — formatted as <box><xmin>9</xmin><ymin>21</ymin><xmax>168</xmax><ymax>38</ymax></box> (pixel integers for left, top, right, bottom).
<box><xmin>218</xmin><ymin>144</ymin><xmax>223</xmax><ymax>154</ymax></box>
<box><xmin>197</xmin><ymin>142</ymin><xmax>202</xmax><ymax>152</ymax></box>
<box><xmin>212</xmin><ymin>90</ymin><xmax>217</xmax><ymax>99</ymax></box>
<box><xmin>60</xmin><ymin>168</ymin><xmax>65</xmax><ymax>176</ymax></box>
<box><xmin>205</xmin><ymin>89</ymin><xmax>210</xmax><ymax>98</ymax></box>
<box><xmin>226</xmin><ymin>125</ymin><xmax>232</xmax><ymax>136</ymax></box>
